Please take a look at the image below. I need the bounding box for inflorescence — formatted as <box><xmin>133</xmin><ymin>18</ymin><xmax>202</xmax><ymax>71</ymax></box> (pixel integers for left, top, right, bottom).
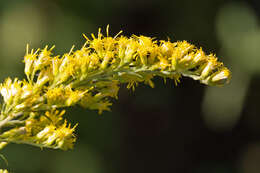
<box><xmin>0</xmin><ymin>26</ymin><xmax>231</xmax><ymax>151</ymax></box>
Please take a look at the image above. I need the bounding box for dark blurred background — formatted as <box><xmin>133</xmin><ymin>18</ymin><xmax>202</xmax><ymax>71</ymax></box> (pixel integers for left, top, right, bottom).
<box><xmin>0</xmin><ymin>0</ymin><xmax>260</xmax><ymax>172</ymax></box>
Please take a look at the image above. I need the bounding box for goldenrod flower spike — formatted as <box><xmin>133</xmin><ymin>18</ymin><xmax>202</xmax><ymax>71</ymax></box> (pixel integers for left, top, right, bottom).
<box><xmin>0</xmin><ymin>27</ymin><xmax>231</xmax><ymax>151</ymax></box>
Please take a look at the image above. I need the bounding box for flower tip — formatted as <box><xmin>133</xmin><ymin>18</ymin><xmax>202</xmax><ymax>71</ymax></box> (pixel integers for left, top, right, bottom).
<box><xmin>210</xmin><ymin>68</ymin><xmax>231</xmax><ymax>86</ymax></box>
<box><xmin>26</xmin><ymin>44</ymin><xmax>29</xmax><ymax>55</ymax></box>
<box><xmin>106</xmin><ymin>24</ymin><xmax>110</xmax><ymax>37</ymax></box>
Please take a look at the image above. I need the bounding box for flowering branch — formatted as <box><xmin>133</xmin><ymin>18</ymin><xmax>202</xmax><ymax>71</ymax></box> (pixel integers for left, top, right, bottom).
<box><xmin>0</xmin><ymin>26</ymin><xmax>231</xmax><ymax>151</ymax></box>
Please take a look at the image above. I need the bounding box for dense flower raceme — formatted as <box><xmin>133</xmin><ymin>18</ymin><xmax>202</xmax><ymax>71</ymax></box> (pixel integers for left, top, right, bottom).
<box><xmin>0</xmin><ymin>27</ymin><xmax>231</xmax><ymax>150</ymax></box>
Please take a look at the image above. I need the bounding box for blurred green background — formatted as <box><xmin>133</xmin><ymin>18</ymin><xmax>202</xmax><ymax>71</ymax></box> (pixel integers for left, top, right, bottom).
<box><xmin>0</xmin><ymin>0</ymin><xmax>260</xmax><ymax>172</ymax></box>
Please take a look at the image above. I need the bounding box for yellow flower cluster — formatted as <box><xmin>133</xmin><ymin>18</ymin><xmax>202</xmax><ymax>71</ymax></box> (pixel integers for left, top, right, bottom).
<box><xmin>0</xmin><ymin>26</ymin><xmax>231</xmax><ymax>150</ymax></box>
<box><xmin>0</xmin><ymin>109</ymin><xmax>76</xmax><ymax>150</ymax></box>
<box><xmin>0</xmin><ymin>169</ymin><xmax>8</xmax><ymax>173</ymax></box>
